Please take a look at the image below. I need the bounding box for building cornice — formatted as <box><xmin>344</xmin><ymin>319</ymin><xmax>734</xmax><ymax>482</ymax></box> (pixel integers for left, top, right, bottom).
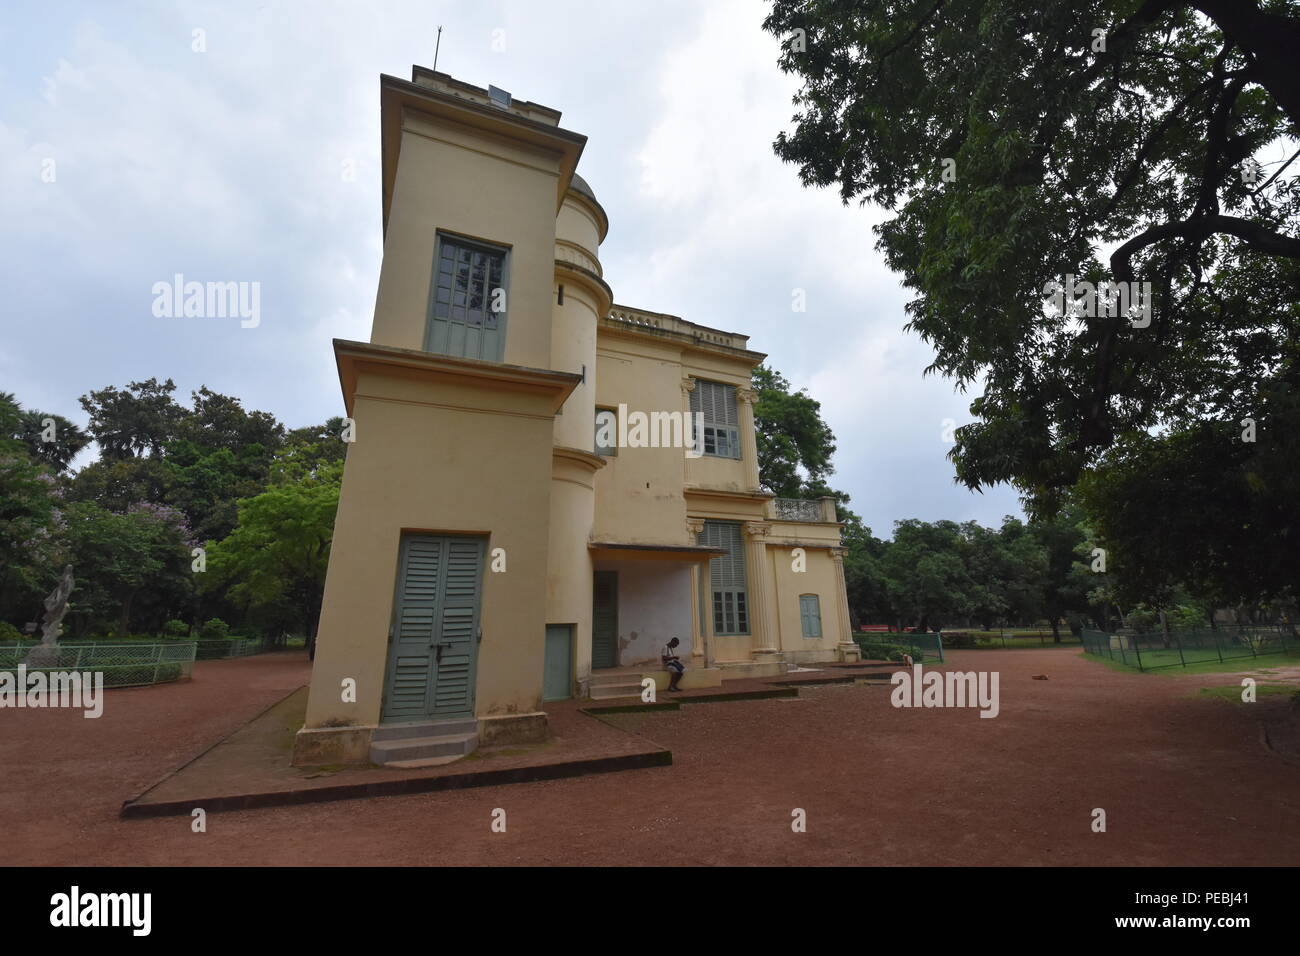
<box><xmin>334</xmin><ymin>338</ymin><xmax>581</xmax><ymax>417</ymax></box>
<box><xmin>555</xmin><ymin>260</ymin><xmax>614</xmax><ymax>319</ymax></box>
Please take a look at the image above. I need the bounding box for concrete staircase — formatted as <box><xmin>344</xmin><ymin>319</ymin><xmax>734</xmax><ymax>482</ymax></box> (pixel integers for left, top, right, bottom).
<box><xmin>369</xmin><ymin>717</ymin><xmax>479</xmax><ymax>768</ymax></box>
<box><xmin>588</xmin><ymin>671</ymin><xmax>646</xmax><ymax>701</ymax></box>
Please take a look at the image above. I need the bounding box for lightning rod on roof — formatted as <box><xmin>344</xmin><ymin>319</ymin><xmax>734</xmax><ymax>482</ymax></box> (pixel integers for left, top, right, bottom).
<box><xmin>433</xmin><ymin>25</ymin><xmax>443</xmax><ymax>72</ymax></box>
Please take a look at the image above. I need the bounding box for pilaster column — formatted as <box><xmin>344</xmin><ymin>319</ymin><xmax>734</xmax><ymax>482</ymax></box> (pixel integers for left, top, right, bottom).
<box><xmin>687</xmin><ymin>517</ymin><xmax>707</xmax><ymax>664</ymax></box>
<box><xmin>681</xmin><ymin>377</ymin><xmax>698</xmax><ymax>464</ymax></box>
<box><xmin>737</xmin><ymin>387</ymin><xmax>760</xmax><ymax>490</ymax></box>
<box><xmin>831</xmin><ymin>547</ymin><xmax>861</xmax><ymax>662</ymax></box>
<box><xmin>743</xmin><ymin>521</ymin><xmax>779</xmax><ymax>659</ymax></box>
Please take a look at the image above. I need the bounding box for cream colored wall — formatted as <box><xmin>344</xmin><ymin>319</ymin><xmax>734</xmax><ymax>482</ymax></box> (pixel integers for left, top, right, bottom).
<box><xmin>768</xmin><ymin>545</ymin><xmax>846</xmax><ymax>656</ymax></box>
<box><xmin>592</xmin><ymin>333</ymin><xmax>765</xmax><ymax>544</ymax></box>
<box><xmin>551</xmin><ymin>277</ymin><xmax>599</xmax><ymax>451</ymax></box>
<box><xmin>547</xmin><ymin>451</ymin><xmax>598</xmax><ymax>687</ymax></box>
<box><xmin>370</xmin><ymin>111</ymin><xmax>562</xmax><ymax>369</ymax></box>
<box><xmin>302</xmin><ymin>367</ymin><xmax>556</xmax><ymax>731</ymax></box>
<box><xmin>592</xmin><ymin>335</ymin><xmax>691</xmax><ymax>545</ymax></box>
<box><xmin>682</xmin><ymin>360</ymin><xmax>758</xmax><ymax>493</ymax></box>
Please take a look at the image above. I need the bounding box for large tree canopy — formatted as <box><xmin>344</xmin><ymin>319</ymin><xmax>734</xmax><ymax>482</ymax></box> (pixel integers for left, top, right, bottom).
<box><xmin>752</xmin><ymin>364</ymin><xmax>838</xmax><ymax>498</ymax></box>
<box><xmin>765</xmin><ymin>0</ymin><xmax>1300</xmax><ymax>605</ymax></box>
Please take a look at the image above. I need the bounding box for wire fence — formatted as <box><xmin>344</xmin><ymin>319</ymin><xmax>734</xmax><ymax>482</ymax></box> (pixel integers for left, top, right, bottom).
<box><xmin>953</xmin><ymin>629</ymin><xmax>1085</xmax><ymax>649</ymax></box>
<box><xmin>194</xmin><ymin>637</ymin><xmax>265</xmax><ymax>660</ymax></box>
<box><xmin>0</xmin><ymin>642</ymin><xmax>198</xmax><ymax>687</ymax></box>
<box><xmin>1081</xmin><ymin>625</ymin><xmax>1300</xmax><ymax>672</ymax></box>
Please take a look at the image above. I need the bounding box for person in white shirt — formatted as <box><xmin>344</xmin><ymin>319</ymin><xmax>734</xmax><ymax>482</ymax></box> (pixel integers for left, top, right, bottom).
<box><xmin>662</xmin><ymin>636</ymin><xmax>685</xmax><ymax>691</ymax></box>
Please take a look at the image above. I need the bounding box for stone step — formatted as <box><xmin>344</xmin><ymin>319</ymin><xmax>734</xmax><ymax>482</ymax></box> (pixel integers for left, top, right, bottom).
<box><xmin>372</xmin><ymin>718</ymin><xmax>478</xmax><ymax>743</ymax></box>
<box><xmin>589</xmin><ymin>680</ymin><xmax>645</xmax><ymax>700</ymax></box>
<box><xmin>369</xmin><ymin>732</ymin><xmax>478</xmax><ymax>765</ymax></box>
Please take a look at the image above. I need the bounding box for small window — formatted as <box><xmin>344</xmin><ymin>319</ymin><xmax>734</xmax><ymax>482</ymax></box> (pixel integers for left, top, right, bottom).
<box><xmin>689</xmin><ymin>379</ymin><xmax>741</xmax><ymax>459</ymax></box>
<box><xmin>595</xmin><ymin>408</ymin><xmax>618</xmax><ymax>456</ymax></box>
<box><xmin>799</xmin><ymin>594</ymin><xmax>822</xmax><ymax>639</ymax></box>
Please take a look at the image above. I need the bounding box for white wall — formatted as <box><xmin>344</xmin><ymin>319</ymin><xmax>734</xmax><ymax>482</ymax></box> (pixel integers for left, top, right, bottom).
<box><xmin>593</xmin><ymin>560</ymin><xmax>694</xmax><ymax>665</ymax></box>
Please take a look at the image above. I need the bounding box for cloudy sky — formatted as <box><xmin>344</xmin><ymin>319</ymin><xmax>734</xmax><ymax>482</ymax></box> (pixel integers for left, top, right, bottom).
<box><xmin>0</xmin><ymin>0</ymin><xmax>1023</xmax><ymax>537</ymax></box>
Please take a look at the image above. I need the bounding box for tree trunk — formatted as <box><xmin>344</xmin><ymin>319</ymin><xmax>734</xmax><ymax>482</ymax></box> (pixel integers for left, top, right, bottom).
<box><xmin>117</xmin><ymin>589</ymin><xmax>136</xmax><ymax>637</ymax></box>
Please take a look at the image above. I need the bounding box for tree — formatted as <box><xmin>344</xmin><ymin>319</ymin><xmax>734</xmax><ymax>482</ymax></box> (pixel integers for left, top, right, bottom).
<box><xmin>1076</xmin><ymin>388</ymin><xmax>1300</xmax><ymax>612</ymax></box>
<box><xmin>202</xmin><ymin>464</ymin><xmax>341</xmax><ymax>649</ymax></box>
<box><xmin>1029</xmin><ymin>502</ymin><xmax>1094</xmax><ymax>640</ymax></box>
<box><xmin>0</xmin><ymin>452</ymin><xmax>60</xmax><ymax>626</ymax></box>
<box><xmin>59</xmin><ymin>501</ymin><xmax>195</xmax><ymax>637</ymax></box>
<box><xmin>764</xmin><ymin>1</ymin><xmax>1300</xmax><ymax>578</ymax></box>
<box><xmin>878</xmin><ymin>519</ymin><xmax>975</xmax><ymax>629</ymax></box>
<box><xmin>79</xmin><ymin>378</ymin><xmax>185</xmax><ymax>460</ymax></box>
<box><xmin>838</xmin><ymin>512</ymin><xmax>889</xmax><ymax>625</ymax></box>
<box><xmin>752</xmin><ymin>364</ymin><xmax>838</xmax><ymax>498</ymax></box>
<box><xmin>176</xmin><ymin>386</ymin><xmax>284</xmax><ymax>457</ymax></box>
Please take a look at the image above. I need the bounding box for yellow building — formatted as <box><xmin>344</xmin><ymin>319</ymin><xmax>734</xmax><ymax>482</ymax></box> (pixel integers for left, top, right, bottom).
<box><xmin>292</xmin><ymin>67</ymin><xmax>859</xmax><ymax>767</ymax></box>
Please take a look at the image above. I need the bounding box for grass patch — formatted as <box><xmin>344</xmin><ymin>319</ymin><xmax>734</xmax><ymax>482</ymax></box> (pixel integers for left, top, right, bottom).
<box><xmin>1197</xmin><ymin>684</ymin><xmax>1297</xmax><ymax>701</ymax></box>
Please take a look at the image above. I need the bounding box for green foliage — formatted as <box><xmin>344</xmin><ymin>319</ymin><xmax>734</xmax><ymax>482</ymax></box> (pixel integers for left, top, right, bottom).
<box><xmin>79</xmin><ymin>378</ymin><xmax>186</xmax><ymax>461</ymax></box>
<box><xmin>11</xmin><ymin>408</ymin><xmax>90</xmax><ymax>473</ymax></box>
<box><xmin>752</xmin><ymin>365</ymin><xmax>837</xmax><ymax>499</ymax></box>
<box><xmin>59</xmin><ymin>501</ymin><xmax>194</xmax><ymax>637</ymax></box>
<box><xmin>163</xmin><ymin>619</ymin><xmax>190</xmax><ymax>637</ymax></box>
<box><xmin>198</xmin><ymin>617</ymin><xmax>230</xmax><ymax>640</ymax></box>
<box><xmin>0</xmin><ymin>621</ymin><xmax>23</xmax><ymax>643</ymax></box>
<box><xmin>764</xmin><ymin>0</ymin><xmax>1300</xmax><ymax>606</ymax></box>
<box><xmin>0</xmin><ymin>451</ymin><xmax>60</xmax><ymax>621</ymax></box>
<box><xmin>202</xmin><ymin>463</ymin><xmax>341</xmax><ymax>642</ymax></box>
<box><xmin>853</xmin><ymin>639</ymin><xmax>922</xmax><ymax>662</ymax></box>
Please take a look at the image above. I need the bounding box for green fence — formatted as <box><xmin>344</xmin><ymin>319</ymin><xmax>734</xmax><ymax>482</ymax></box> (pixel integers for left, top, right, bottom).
<box><xmin>1081</xmin><ymin>625</ymin><xmax>1299</xmax><ymax>671</ymax></box>
<box><xmin>956</xmin><ymin>629</ymin><xmax>1084</xmax><ymax>649</ymax></box>
<box><xmin>194</xmin><ymin>637</ymin><xmax>265</xmax><ymax>660</ymax></box>
<box><xmin>0</xmin><ymin>642</ymin><xmax>197</xmax><ymax>687</ymax></box>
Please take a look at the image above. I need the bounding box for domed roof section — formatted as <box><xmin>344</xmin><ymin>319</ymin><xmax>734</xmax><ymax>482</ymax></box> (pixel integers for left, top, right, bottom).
<box><xmin>569</xmin><ymin>172</ymin><xmax>597</xmax><ymax>203</ymax></box>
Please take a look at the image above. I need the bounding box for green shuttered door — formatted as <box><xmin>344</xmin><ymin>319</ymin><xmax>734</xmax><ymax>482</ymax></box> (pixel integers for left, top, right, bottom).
<box><xmin>383</xmin><ymin>534</ymin><xmax>485</xmax><ymax>722</ymax></box>
<box><xmin>543</xmin><ymin>625</ymin><xmax>573</xmax><ymax>701</ymax></box>
<box><xmin>592</xmin><ymin>571</ymin><xmax>619</xmax><ymax>669</ymax></box>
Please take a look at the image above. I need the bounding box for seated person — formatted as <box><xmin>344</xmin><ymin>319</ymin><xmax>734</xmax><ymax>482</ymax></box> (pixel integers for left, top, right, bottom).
<box><xmin>662</xmin><ymin>637</ymin><xmax>686</xmax><ymax>691</ymax></box>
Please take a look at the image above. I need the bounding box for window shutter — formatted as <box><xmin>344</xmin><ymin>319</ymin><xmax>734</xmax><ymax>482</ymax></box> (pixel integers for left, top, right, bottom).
<box><xmin>689</xmin><ymin>380</ymin><xmax>741</xmax><ymax>460</ymax></box>
<box><xmin>698</xmin><ymin>520</ymin><xmax>749</xmax><ymax>634</ymax></box>
<box><xmin>800</xmin><ymin>594</ymin><xmax>822</xmax><ymax>638</ymax></box>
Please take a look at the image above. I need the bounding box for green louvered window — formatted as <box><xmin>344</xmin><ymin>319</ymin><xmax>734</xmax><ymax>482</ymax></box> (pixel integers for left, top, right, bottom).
<box><xmin>689</xmin><ymin>379</ymin><xmax>741</xmax><ymax>459</ymax></box>
<box><xmin>698</xmin><ymin>520</ymin><xmax>748</xmax><ymax>635</ymax></box>
<box><xmin>799</xmin><ymin>594</ymin><xmax>822</xmax><ymax>639</ymax></box>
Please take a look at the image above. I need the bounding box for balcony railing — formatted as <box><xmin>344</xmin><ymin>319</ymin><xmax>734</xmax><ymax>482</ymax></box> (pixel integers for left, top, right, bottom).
<box><xmin>770</xmin><ymin>497</ymin><xmax>830</xmax><ymax>522</ymax></box>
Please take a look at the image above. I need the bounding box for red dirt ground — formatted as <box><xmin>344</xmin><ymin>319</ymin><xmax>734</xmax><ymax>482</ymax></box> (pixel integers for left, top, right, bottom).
<box><xmin>3</xmin><ymin>648</ymin><xmax>1298</xmax><ymax>866</ymax></box>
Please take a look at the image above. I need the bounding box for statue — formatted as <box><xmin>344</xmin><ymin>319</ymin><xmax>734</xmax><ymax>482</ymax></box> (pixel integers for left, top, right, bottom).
<box><xmin>25</xmin><ymin>565</ymin><xmax>75</xmax><ymax>667</ymax></box>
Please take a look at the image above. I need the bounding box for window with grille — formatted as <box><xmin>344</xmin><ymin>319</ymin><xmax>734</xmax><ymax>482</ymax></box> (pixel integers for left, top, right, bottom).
<box><xmin>689</xmin><ymin>379</ymin><xmax>741</xmax><ymax>459</ymax></box>
<box><xmin>426</xmin><ymin>234</ymin><xmax>508</xmax><ymax>361</ymax></box>
<box><xmin>698</xmin><ymin>520</ymin><xmax>749</xmax><ymax>635</ymax></box>
<box><xmin>799</xmin><ymin>594</ymin><xmax>822</xmax><ymax>638</ymax></box>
